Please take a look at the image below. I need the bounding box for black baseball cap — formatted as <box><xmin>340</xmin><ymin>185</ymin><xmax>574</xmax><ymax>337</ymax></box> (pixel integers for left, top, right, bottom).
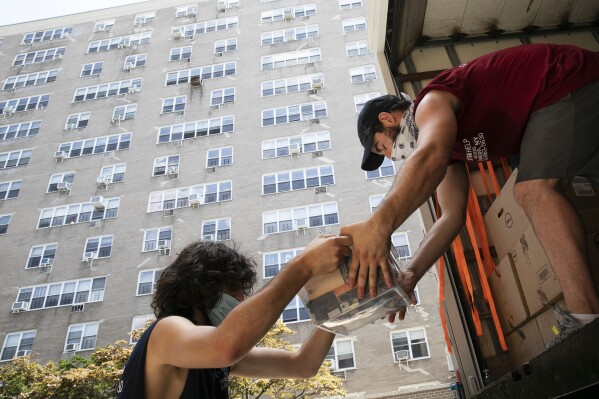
<box><xmin>357</xmin><ymin>94</ymin><xmax>411</xmax><ymax>171</ymax></box>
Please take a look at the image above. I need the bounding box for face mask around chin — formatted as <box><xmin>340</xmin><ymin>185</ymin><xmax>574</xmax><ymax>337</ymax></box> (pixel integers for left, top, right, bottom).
<box><xmin>208</xmin><ymin>293</ymin><xmax>240</xmax><ymax>327</ymax></box>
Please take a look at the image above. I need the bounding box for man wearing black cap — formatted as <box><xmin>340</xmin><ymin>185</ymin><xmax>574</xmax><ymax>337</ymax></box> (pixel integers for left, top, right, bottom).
<box><xmin>340</xmin><ymin>43</ymin><xmax>599</xmax><ymax>346</ymax></box>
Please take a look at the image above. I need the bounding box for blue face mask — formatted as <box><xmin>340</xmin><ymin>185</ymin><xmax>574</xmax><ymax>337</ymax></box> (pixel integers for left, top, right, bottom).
<box><xmin>208</xmin><ymin>293</ymin><xmax>240</xmax><ymax>326</ymax></box>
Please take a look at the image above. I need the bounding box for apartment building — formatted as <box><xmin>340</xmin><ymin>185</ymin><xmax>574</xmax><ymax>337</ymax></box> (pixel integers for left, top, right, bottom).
<box><xmin>0</xmin><ymin>1</ymin><xmax>454</xmax><ymax>397</ymax></box>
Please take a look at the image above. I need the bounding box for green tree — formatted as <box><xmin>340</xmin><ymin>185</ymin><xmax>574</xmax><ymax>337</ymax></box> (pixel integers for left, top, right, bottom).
<box><xmin>228</xmin><ymin>321</ymin><xmax>346</xmax><ymax>399</ymax></box>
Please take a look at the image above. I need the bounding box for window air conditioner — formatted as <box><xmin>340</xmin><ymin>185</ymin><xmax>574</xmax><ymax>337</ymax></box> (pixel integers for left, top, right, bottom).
<box><xmin>205</xmin><ymin>166</ymin><xmax>216</xmax><ymax>173</ymax></box>
<box><xmin>17</xmin><ymin>350</ymin><xmax>32</xmax><ymax>357</ymax></box>
<box><xmin>124</xmin><ymin>63</ymin><xmax>135</xmax><ymax>71</ymax></box>
<box><xmin>11</xmin><ymin>302</ymin><xmax>30</xmax><ymax>313</ymax></box>
<box><xmin>83</xmin><ymin>252</ymin><xmax>98</xmax><ymax>262</ymax></box>
<box><xmin>312</xmin><ymin>150</ymin><xmax>323</xmax><ymax>158</ymax></box>
<box><xmin>128</xmin><ymin>86</ymin><xmax>140</xmax><ymax>94</ymax></box>
<box><xmin>96</xmin><ymin>175</ymin><xmax>112</xmax><ymax>185</ymax></box>
<box><xmin>158</xmin><ymin>240</ymin><xmax>171</xmax><ymax>255</ymax></box>
<box><xmin>65</xmin><ymin>343</ymin><xmax>80</xmax><ymax>352</ymax></box>
<box><xmin>203</xmin><ymin>234</ymin><xmax>215</xmax><ymax>241</ymax></box>
<box><xmin>54</xmin><ymin>151</ymin><xmax>68</xmax><ymax>160</ymax></box>
<box><xmin>314</xmin><ymin>186</ymin><xmax>327</xmax><ymax>194</ymax></box>
<box><xmin>289</xmin><ymin>144</ymin><xmax>301</xmax><ymax>156</ymax></box>
<box><xmin>172</xmin><ymin>31</ymin><xmax>182</xmax><ymax>39</ymax></box>
<box><xmin>312</xmin><ymin>82</ymin><xmax>323</xmax><ymax>89</ymax></box>
<box><xmin>118</xmin><ymin>43</ymin><xmax>129</xmax><ymax>49</ymax></box>
<box><xmin>308</xmin><ymin>118</ymin><xmax>320</xmax><ymax>125</ymax></box>
<box><xmin>190</xmin><ymin>76</ymin><xmax>203</xmax><ymax>87</ymax></box>
<box><xmin>217</xmin><ymin>0</ymin><xmax>226</xmax><ymax>11</ymax></box>
<box><xmin>40</xmin><ymin>258</ymin><xmax>54</xmax><ymax>267</ymax></box>
<box><xmin>395</xmin><ymin>350</ymin><xmax>410</xmax><ymax>362</ymax></box>
<box><xmin>188</xmin><ymin>193</ymin><xmax>202</xmax><ymax>206</ymax></box>
<box><xmin>4</xmin><ymin>107</ymin><xmax>16</xmax><ymax>115</ymax></box>
<box><xmin>39</xmin><ymin>265</ymin><xmax>53</xmax><ymax>274</ymax></box>
<box><xmin>187</xmin><ymin>11</ymin><xmax>197</xmax><ymax>17</ymax></box>
<box><xmin>71</xmin><ymin>304</ymin><xmax>85</xmax><ymax>312</ymax></box>
<box><xmin>89</xmin><ymin>196</ymin><xmax>105</xmax><ymax>209</ymax></box>
<box><xmin>307</xmin><ymin>88</ymin><xmax>318</xmax><ymax>95</ymax></box>
<box><xmin>167</xmin><ymin>166</ymin><xmax>179</xmax><ymax>175</ymax></box>
<box><xmin>332</xmin><ymin>370</ymin><xmax>347</xmax><ymax>380</ymax></box>
<box><xmin>210</xmin><ymin>104</ymin><xmax>221</xmax><ymax>110</ymax></box>
<box><xmin>293</xmin><ymin>219</ymin><xmax>308</xmax><ymax>231</ymax></box>
<box><xmin>65</xmin><ymin>123</ymin><xmax>77</xmax><ymax>131</ymax></box>
<box><xmin>57</xmin><ymin>181</ymin><xmax>72</xmax><ymax>191</ymax></box>
<box><xmin>61</xmin><ymin>32</ymin><xmax>70</xmax><ymax>39</ymax></box>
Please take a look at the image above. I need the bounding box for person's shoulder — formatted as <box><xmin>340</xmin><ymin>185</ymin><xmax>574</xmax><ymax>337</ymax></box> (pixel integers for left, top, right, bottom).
<box><xmin>154</xmin><ymin>315</ymin><xmax>194</xmax><ymax>332</ymax></box>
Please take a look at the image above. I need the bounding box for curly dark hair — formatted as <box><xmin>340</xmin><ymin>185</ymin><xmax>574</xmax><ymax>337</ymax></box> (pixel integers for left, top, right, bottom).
<box><xmin>151</xmin><ymin>240</ymin><xmax>257</xmax><ymax>320</ymax></box>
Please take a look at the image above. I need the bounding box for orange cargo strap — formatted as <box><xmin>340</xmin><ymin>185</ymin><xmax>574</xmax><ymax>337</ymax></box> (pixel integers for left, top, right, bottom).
<box><xmin>437</xmin><ymin>256</ymin><xmax>452</xmax><ymax>353</ymax></box>
<box><xmin>476</xmin><ymin>162</ymin><xmax>494</xmax><ymax>203</ymax></box>
<box><xmin>464</xmin><ymin>204</ymin><xmax>508</xmax><ymax>351</ymax></box>
<box><xmin>500</xmin><ymin>157</ymin><xmax>512</xmax><ymax>181</ymax></box>
<box><xmin>485</xmin><ymin>161</ymin><xmax>501</xmax><ymax>197</ymax></box>
<box><xmin>452</xmin><ymin>234</ymin><xmax>483</xmax><ymax>336</ymax></box>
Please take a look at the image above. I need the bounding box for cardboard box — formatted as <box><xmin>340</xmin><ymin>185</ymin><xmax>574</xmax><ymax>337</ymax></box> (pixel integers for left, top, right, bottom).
<box><xmin>510</xmin><ymin>225</ymin><xmax>562</xmax><ymax>315</ymax></box>
<box><xmin>484</xmin><ymin>169</ymin><xmax>531</xmax><ymax>260</ymax></box>
<box><xmin>564</xmin><ymin>176</ymin><xmax>599</xmax><ymax>211</ymax></box>
<box><xmin>535</xmin><ymin>300</ymin><xmax>566</xmax><ymax>348</ymax></box>
<box><xmin>488</xmin><ymin>255</ymin><xmax>530</xmax><ymax>332</ymax></box>
<box><xmin>506</xmin><ymin>319</ymin><xmax>545</xmax><ymax>369</ymax></box>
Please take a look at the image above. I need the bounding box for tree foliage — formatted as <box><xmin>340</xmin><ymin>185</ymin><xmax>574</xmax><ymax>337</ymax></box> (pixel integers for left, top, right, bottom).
<box><xmin>0</xmin><ymin>320</ymin><xmax>345</xmax><ymax>399</ymax></box>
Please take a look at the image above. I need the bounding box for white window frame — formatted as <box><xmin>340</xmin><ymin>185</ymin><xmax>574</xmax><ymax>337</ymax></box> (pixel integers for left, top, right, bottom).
<box><xmin>0</xmin><ymin>180</ymin><xmax>22</xmax><ymax>201</ymax></box>
<box><xmin>261</xmin><ymin>25</ymin><xmax>318</xmax><ymax>45</ymax></box>
<box><xmin>147</xmin><ymin>181</ymin><xmax>232</xmax><ymax>212</ymax></box>
<box><xmin>392</xmin><ymin>232</ymin><xmax>412</xmax><ymax>260</ymax></box>
<box><xmin>369</xmin><ymin>194</ymin><xmax>385</xmax><ymax>213</ymax></box>
<box><xmin>80</xmin><ymin>62</ymin><xmax>103</xmax><ymax>78</ymax></box>
<box><xmin>47</xmin><ymin>172</ymin><xmax>75</xmax><ymax>193</ymax></box>
<box><xmin>99</xmin><ymin>163</ymin><xmax>126</xmax><ymax>183</ymax></box>
<box><xmin>37</xmin><ymin>198</ymin><xmax>120</xmax><ymax>229</ymax></box>
<box><xmin>124</xmin><ymin>54</ymin><xmax>147</xmax><ymax>69</ymax></box>
<box><xmin>210</xmin><ymin>87</ymin><xmax>235</xmax><ymax>106</ymax></box>
<box><xmin>262</xmin><ymin>202</ymin><xmax>339</xmax><ymax>235</ymax></box>
<box><xmin>206</xmin><ymin>146</ymin><xmax>233</xmax><ymax>168</ymax></box>
<box><xmin>326</xmin><ymin>338</ymin><xmax>356</xmax><ymax>371</ymax></box>
<box><xmin>390</xmin><ymin>327</ymin><xmax>431</xmax><ymax>362</ymax></box>
<box><xmin>214</xmin><ymin>37</ymin><xmax>237</xmax><ymax>54</ymax></box>
<box><xmin>157</xmin><ymin>116</ymin><xmax>234</xmax><ymax>143</ymax></box>
<box><xmin>130</xmin><ymin>315</ymin><xmax>154</xmax><ymax>344</ymax></box>
<box><xmin>350</xmin><ymin>65</ymin><xmax>377</xmax><ymax>83</ymax></box>
<box><xmin>261</xmin><ymin>73</ymin><xmax>323</xmax><ymax>97</ymax></box>
<box><xmin>65</xmin><ymin>113</ymin><xmax>89</xmax><ymax>130</ymax></box>
<box><xmin>201</xmin><ymin>218</ymin><xmax>231</xmax><ymax>241</ymax></box>
<box><xmin>142</xmin><ymin>227</ymin><xmax>172</xmax><ymax>252</ymax></box>
<box><xmin>339</xmin><ymin>0</ymin><xmax>363</xmax><ymax>10</ymax></box>
<box><xmin>1</xmin><ymin>94</ymin><xmax>50</xmax><ymax>114</ymax></box>
<box><xmin>261</xmin><ymin>130</ymin><xmax>331</xmax><ymax>159</ymax></box>
<box><xmin>170</xmin><ymin>46</ymin><xmax>192</xmax><ymax>62</ymax></box>
<box><xmin>1</xmin><ymin>330</ymin><xmax>36</xmax><ymax>362</ymax></box>
<box><xmin>365</xmin><ymin>158</ymin><xmax>395</xmax><ymax>179</ymax></box>
<box><xmin>94</xmin><ymin>19</ymin><xmax>115</xmax><ymax>32</ymax></box>
<box><xmin>26</xmin><ymin>243</ymin><xmax>57</xmax><ymax>269</ymax></box>
<box><xmin>134</xmin><ymin>12</ymin><xmax>156</xmax><ymax>26</ymax></box>
<box><xmin>84</xmin><ymin>235</ymin><xmax>113</xmax><ymax>260</ymax></box>
<box><xmin>0</xmin><ymin>120</ymin><xmax>42</xmax><ymax>141</ymax></box>
<box><xmin>354</xmin><ymin>92</ymin><xmax>380</xmax><ymax>113</ymax></box>
<box><xmin>12</xmin><ymin>47</ymin><xmax>65</xmax><ymax>67</ymax></box>
<box><xmin>0</xmin><ymin>214</ymin><xmax>11</xmax><ymax>235</ymax></box>
<box><xmin>346</xmin><ymin>40</ymin><xmax>368</xmax><ymax>57</ymax></box>
<box><xmin>73</xmin><ymin>79</ymin><xmax>142</xmax><ymax>102</ymax></box>
<box><xmin>176</xmin><ymin>4</ymin><xmax>197</xmax><ymax>18</ymax></box>
<box><xmin>262</xmin><ymin>165</ymin><xmax>334</xmax><ymax>195</ymax></box>
<box><xmin>153</xmin><ymin>155</ymin><xmax>180</xmax><ymax>177</ymax></box>
<box><xmin>112</xmin><ymin>104</ymin><xmax>137</xmax><ymax>122</ymax></box>
<box><xmin>87</xmin><ymin>33</ymin><xmax>152</xmax><ymax>53</ymax></box>
<box><xmin>0</xmin><ymin>149</ymin><xmax>32</xmax><ymax>170</ymax></box>
<box><xmin>16</xmin><ymin>277</ymin><xmax>107</xmax><ymax>311</ymax></box>
<box><xmin>261</xmin><ymin>100</ymin><xmax>327</xmax><ymax>127</ymax></box>
<box><xmin>161</xmin><ymin>95</ymin><xmax>186</xmax><ymax>114</ymax></box>
<box><xmin>281</xmin><ymin>295</ymin><xmax>310</xmax><ymax>324</ymax></box>
<box><xmin>22</xmin><ymin>27</ymin><xmax>72</xmax><ymax>45</ymax></box>
<box><xmin>65</xmin><ymin>322</ymin><xmax>99</xmax><ymax>352</ymax></box>
<box><xmin>261</xmin><ymin>48</ymin><xmax>321</xmax><ymax>70</ymax></box>
<box><xmin>342</xmin><ymin>17</ymin><xmax>367</xmax><ymax>32</ymax></box>
<box><xmin>263</xmin><ymin>248</ymin><xmax>303</xmax><ymax>279</ymax></box>
<box><xmin>165</xmin><ymin>61</ymin><xmax>236</xmax><ymax>86</ymax></box>
<box><xmin>260</xmin><ymin>4</ymin><xmax>316</xmax><ymax>23</ymax></box>
<box><xmin>172</xmin><ymin>17</ymin><xmax>238</xmax><ymax>38</ymax></box>
<box><xmin>137</xmin><ymin>269</ymin><xmax>162</xmax><ymax>296</ymax></box>
<box><xmin>56</xmin><ymin>132</ymin><xmax>131</xmax><ymax>158</ymax></box>
<box><xmin>3</xmin><ymin>69</ymin><xmax>59</xmax><ymax>90</ymax></box>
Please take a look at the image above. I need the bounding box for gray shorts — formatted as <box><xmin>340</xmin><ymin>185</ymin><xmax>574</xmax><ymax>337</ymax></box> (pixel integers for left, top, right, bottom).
<box><xmin>517</xmin><ymin>79</ymin><xmax>599</xmax><ymax>185</ymax></box>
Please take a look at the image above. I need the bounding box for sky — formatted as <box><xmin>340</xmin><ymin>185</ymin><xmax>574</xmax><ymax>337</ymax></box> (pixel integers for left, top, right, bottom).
<box><xmin>0</xmin><ymin>0</ymin><xmax>150</xmax><ymax>26</ymax></box>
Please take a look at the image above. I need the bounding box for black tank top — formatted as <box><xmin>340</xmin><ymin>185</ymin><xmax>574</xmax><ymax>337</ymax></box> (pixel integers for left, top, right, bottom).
<box><xmin>117</xmin><ymin>319</ymin><xmax>230</xmax><ymax>399</ymax></box>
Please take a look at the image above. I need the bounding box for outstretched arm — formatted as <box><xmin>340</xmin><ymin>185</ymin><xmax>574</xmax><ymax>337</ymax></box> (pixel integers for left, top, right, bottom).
<box><xmin>341</xmin><ymin>90</ymin><xmax>459</xmax><ymax>299</ymax></box>
<box><xmin>149</xmin><ymin>234</ymin><xmax>352</xmax><ymax>370</ymax></box>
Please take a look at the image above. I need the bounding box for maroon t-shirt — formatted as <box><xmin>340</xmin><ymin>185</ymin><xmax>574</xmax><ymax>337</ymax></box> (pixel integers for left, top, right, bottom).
<box><xmin>413</xmin><ymin>44</ymin><xmax>599</xmax><ymax>162</ymax></box>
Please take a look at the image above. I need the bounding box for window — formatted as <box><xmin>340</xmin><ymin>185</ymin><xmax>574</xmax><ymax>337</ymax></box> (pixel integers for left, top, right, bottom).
<box><xmin>137</xmin><ymin>269</ymin><xmax>162</xmax><ymax>296</ymax></box>
<box><xmin>22</xmin><ymin>27</ymin><xmax>72</xmax><ymax>44</ymax></box>
<box><xmin>354</xmin><ymin>92</ymin><xmax>380</xmax><ymax>113</ymax></box>
<box><xmin>0</xmin><ymin>120</ymin><xmax>41</xmax><ymax>141</ymax></box>
<box><xmin>84</xmin><ymin>235</ymin><xmax>113</xmax><ymax>259</ymax></box>
<box><xmin>339</xmin><ymin>0</ymin><xmax>363</xmax><ymax>10</ymax></box>
<box><xmin>165</xmin><ymin>62</ymin><xmax>236</xmax><ymax>86</ymax></box>
<box><xmin>214</xmin><ymin>38</ymin><xmax>237</xmax><ymax>54</ymax></box>
<box><xmin>0</xmin><ymin>180</ymin><xmax>22</xmax><ymax>201</ymax></box>
<box><xmin>262</xmin><ymin>100</ymin><xmax>327</xmax><ymax>127</ymax></box>
<box><xmin>130</xmin><ymin>315</ymin><xmax>154</xmax><ymax>344</ymax></box>
<box><xmin>326</xmin><ymin>339</ymin><xmax>356</xmax><ymax>370</ymax></box>
<box><xmin>134</xmin><ymin>12</ymin><xmax>155</xmax><ymax>26</ymax></box>
<box><xmin>3</xmin><ymin>69</ymin><xmax>59</xmax><ymax>90</ymax></box>
<box><xmin>261</xmin><ymin>48</ymin><xmax>321</xmax><ymax>70</ymax></box>
<box><xmin>346</xmin><ymin>40</ymin><xmax>368</xmax><ymax>57</ymax></box>
<box><xmin>262</xmin><ymin>131</ymin><xmax>331</xmax><ymax>159</ymax></box>
<box><xmin>176</xmin><ymin>4</ymin><xmax>197</xmax><ymax>18</ymax></box>
<box><xmin>12</xmin><ymin>47</ymin><xmax>65</xmax><ymax>67</ymax></box>
<box><xmin>261</xmin><ymin>25</ymin><xmax>318</xmax><ymax>45</ymax></box>
<box><xmin>47</xmin><ymin>172</ymin><xmax>75</xmax><ymax>193</ymax></box>
<box><xmin>153</xmin><ymin>155</ymin><xmax>180</xmax><ymax>176</ymax></box>
<box><xmin>369</xmin><ymin>194</ymin><xmax>385</xmax><ymax>213</ymax></box>
<box><xmin>65</xmin><ymin>113</ymin><xmax>89</xmax><ymax>130</ymax></box>
<box><xmin>72</xmin><ymin>79</ymin><xmax>141</xmax><ymax>102</ymax></box>
<box><xmin>210</xmin><ymin>87</ymin><xmax>235</xmax><ymax>106</ymax></box>
<box><xmin>112</xmin><ymin>104</ymin><xmax>137</xmax><ymax>122</ymax></box>
<box><xmin>124</xmin><ymin>54</ymin><xmax>147</xmax><ymax>70</ymax></box>
<box><xmin>392</xmin><ymin>233</ymin><xmax>412</xmax><ymax>260</ymax></box>
<box><xmin>88</xmin><ymin>33</ymin><xmax>152</xmax><ymax>53</ymax></box>
<box><xmin>158</xmin><ymin>116</ymin><xmax>233</xmax><ymax>143</ymax></box>
<box><xmin>37</xmin><ymin>198</ymin><xmax>120</xmax><ymax>229</ymax></box>
<box><xmin>80</xmin><ymin>62</ymin><xmax>103</xmax><ymax>77</ymax></box>
<box><xmin>201</xmin><ymin>218</ymin><xmax>231</xmax><ymax>241</ymax></box>
<box><xmin>263</xmin><ymin>165</ymin><xmax>334</xmax><ymax>195</ymax></box>
<box><xmin>1</xmin><ymin>94</ymin><xmax>50</xmax><ymax>115</ymax></box>
<box><xmin>390</xmin><ymin>327</ymin><xmax>430</xmax><ymax>361</ymax></box>
<box><xmin>261</xmin><ymin>73</ymin><xmax>323</xmax><ymax>97</ymax></box>
<box><xmin>142</xmin><ymin>227</ymin><xmax>172</xmax><ymax>252</ymax></box>
<box><xmin>94</xmin><ymin>19</ymin><xmax>115</xmax><ymax>32</ymax></box>
<box><xmin>263</xmin><ymin>248</ymin><xmax>303</xmax><ymax>278</ymax></box>
<box><xmin>147</xmin><ymin>181</ymin><xmax>232</xmax><ymax>212</ymax></box>
<box><xmin>65</xmin><ymin>322</ymin><xmax>99</xmax><ymax>352</ymax></box>
<box><xmin>1</xmin><ymin>331</ymin><xmax>36</xmax><ymax>361</ymax></box>
<box><xmin>15</xmin><ymin>276</ymin><xmax>107</xmax><ymax>310</ymax></box>
<box><xmin>260</xmin><ymin>4</ymin><xmax>316</xmax><ymax>23</ymax></box>
<box><xmin>161</xmin><ymin>96</ymin><xmax>186</xmax><ymax>114</ymax></box>
<box><xmin>56</xmin><ymin>133</ymin><xmax>131</xmax><ymax>159</ymax></box>
<box><xmin>0</xmin><ymin>149</ymin><xmax>32</xmax><ymax>170</ymax></box>
<box><xmin>26</xmin><ymin>243</ymin><xmax>57</xmax><ymax>268</ymax></box>
<box><xmin>282</xmin><ymin>296</ymin><xmax>310</xmax><ymax>323</ymax></box>
<box><xmin>172</xmin><ymin>17</ymin><xmax>238</xmax><ymax>38</ymax></box>
<box><xmin>0</xmin><ymin>214</ymin><xmax>11</xmax><ymax>235</ymax></box>
<box><xmin>366</xmin><ymin>158</ymin><xmax>395</xmax><ymax>179</ymax></box>
<box><xmin>170</xmin><ymin>46</ymin><xmax>192</xmax><ymax>62</ymax></box>
<box><xmin>350</xmin><ymin>65</ymin><xmax>377</xmax><ymax>83</ymax></box>
<box><xmin>99</xmin><ymin>164</ymin><xmax>126</xmax><ymax>183</ymax></box>
<box><xmin>342</xmin><ymin>17</ymin><xmax>366</xmax><ymax>32</ymax></box>
<box><xmin>206</xmin><ymin>146</ymin><xmax>233</xmax><ymax>167</ymax></box>
<box><xmin>262</xmin><ymin>202</ymin><xmax>339</xmax><ymax>235</ymax></box>
<box><xmin>219</xmin><ymin>0</ymin><xmax>239</xmax><ymax>9</ymax></box>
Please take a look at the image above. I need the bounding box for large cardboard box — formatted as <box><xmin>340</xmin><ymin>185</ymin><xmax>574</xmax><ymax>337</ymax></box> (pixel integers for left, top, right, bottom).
<box><xmin>564</xmin><ymin>176</ymin><xmax>599</xmax><ymax>211</ymax></box>
<box><xmin>535</xmin><ymin>300</ymin><xmax>566</xmax><ymax>348</ymax></box>
<box><xmin>488</xmin><ymin>255</ymin><xmax>530</xmax><ymax>332</ymax></box>
<box><xmin>510</xmin><ymin>225</ymin><xmax>562</xmax><ymax>315</ymax></box>
<box><xmin>506</xmin><ymin>319</ymin><xmax>545</xmax><ymax>368</ymax></box>
<box><xmin>484</xmin><ymin>169</ymin><xmax>531</xmax><ymax>260</ymax></box>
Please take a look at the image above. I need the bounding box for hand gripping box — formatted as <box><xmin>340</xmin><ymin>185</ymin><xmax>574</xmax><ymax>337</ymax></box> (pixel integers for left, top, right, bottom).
<box><xmin>299</xmin><ymin>248</ymin><xmax>410</xmax><ymax>336</ymax></box>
